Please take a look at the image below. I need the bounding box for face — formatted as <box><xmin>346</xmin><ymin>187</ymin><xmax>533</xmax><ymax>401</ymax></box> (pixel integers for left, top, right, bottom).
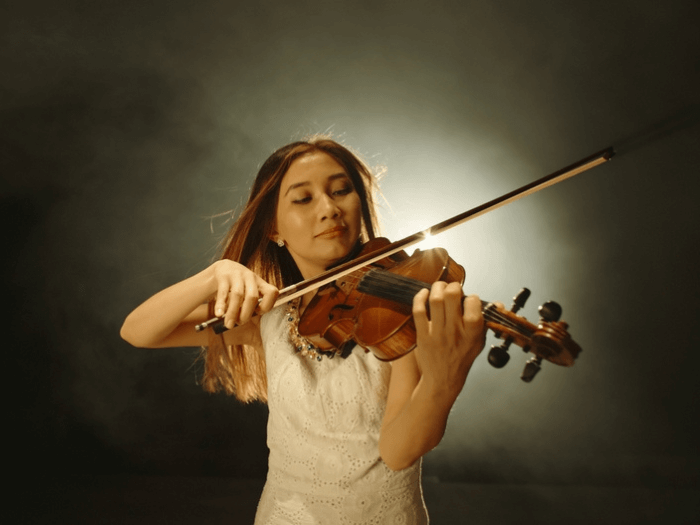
<box><xmin>274</xmin><ymin>151</ymin><xmax>362</xmax><ymax>279</ymax></box>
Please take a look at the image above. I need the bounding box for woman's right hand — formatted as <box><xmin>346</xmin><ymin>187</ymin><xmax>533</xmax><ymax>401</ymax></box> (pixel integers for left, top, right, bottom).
<box><xmin>121</xmin><ymin>259</ymin><xmax>279</xmax><ymax>349</ymax></box>
<box><xmin>211</xmin><ymin>260</ymin><xmax>279</xmax><ymax>330</ymax></box>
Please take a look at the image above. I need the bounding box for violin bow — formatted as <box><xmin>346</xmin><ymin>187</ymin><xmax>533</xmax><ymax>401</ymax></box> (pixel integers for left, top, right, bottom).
<box><xmin>196</xmin><ymin>146</ymin><xmax>614</xmax><ymax>332</ymax></box>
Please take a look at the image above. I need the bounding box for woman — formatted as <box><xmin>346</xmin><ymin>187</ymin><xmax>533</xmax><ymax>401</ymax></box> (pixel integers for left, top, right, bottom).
<box><xmin>121</xmin><ymin>136</ymin><xmax>486</xmax><ymax>524</ymax></box>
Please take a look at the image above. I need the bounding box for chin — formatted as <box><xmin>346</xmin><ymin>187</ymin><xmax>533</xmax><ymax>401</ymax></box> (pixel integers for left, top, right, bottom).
<box><xmin>321</xmin><ymin>245</ymin><xmax>354</xmax><ymax>267</ymax></box>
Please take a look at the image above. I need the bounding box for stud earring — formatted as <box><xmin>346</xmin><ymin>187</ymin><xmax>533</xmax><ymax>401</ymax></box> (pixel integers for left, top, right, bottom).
<box><xmin>277</xmin><ymin>239</ymin><xmax>285</xmax><ymax>247</ymax></box>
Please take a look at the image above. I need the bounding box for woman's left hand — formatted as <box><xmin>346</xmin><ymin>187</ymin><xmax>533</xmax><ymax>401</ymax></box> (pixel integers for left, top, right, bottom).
<box><xmin>412</xmin><ymin>282</ymin><xmax>486</xmax><ymax>399</ymax></box>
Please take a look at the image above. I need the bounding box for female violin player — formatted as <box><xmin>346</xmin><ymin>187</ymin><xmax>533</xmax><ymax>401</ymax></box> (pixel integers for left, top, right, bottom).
<box><xmin>120</xmin><ymin>136</ymin><xmax>487</xmax><ymax>524</ymax></box>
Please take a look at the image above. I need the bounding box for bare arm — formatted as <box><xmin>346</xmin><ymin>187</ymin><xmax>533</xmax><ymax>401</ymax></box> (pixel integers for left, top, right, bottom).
<box><xmin>120</xmin><ymin>260</ymin><xmax>278</xmax><ymax>348</ymax></box>
<box><xmin>379</xmin><ymin>284</ymin><xmax>485</xmax><ymax>471</ymax></box>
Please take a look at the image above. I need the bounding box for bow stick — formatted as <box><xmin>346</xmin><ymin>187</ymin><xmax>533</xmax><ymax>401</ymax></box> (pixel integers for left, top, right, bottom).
<box><xmin>196</xmin><ymin>146</ymin><xmax>615</xmax><ymax>332</ymax></box>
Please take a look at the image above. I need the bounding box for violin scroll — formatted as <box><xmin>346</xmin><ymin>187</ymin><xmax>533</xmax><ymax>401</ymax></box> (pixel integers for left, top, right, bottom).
<box><xmin>485</xmin><ymin>290</ymin><xmax>582</xmax><ymax>382</ymax></box>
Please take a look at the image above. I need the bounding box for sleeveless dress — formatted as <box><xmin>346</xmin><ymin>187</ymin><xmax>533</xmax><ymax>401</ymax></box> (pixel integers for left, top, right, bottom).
<box><xmin>255</xmin><ymin>305</ymin><xmax>428</xmax><ymax>525</ymax></box>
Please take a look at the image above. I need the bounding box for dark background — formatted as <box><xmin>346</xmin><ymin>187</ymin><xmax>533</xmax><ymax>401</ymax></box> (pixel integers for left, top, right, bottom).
<box><xmin>3</xmin><ymin>0</ymin><xmax>699</xmax><ymax>523</ymax></box>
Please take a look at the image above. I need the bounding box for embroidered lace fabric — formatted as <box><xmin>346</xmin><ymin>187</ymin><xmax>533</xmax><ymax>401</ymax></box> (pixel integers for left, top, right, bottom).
<box><xmin>255</xmin><ymin>305</ymin><xmax>428</xmax><ymax>525</ymax></box>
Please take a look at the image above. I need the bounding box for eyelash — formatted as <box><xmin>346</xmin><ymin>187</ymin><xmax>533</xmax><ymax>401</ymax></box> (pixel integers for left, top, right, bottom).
<box><xmin>292</xmin><ymin>185</ymin><xmax>353</xmax><ymax>204</ymax></box>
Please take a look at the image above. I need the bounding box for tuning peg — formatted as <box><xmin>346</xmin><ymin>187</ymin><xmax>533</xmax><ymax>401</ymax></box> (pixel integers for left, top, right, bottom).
<box><xmin>488</xmin><ymin>343</ymin><xmax>511</xmax><ymax>368</ymax></box>
<box><xmin>511</xmin><ymin>288</ymin><xmax>530</xmax><ymax>313</ymax></box>
<box><xmin>538</xmin><ymin>301</ymin><xmax>562</xmax><ymax>322</ymax></box>
<box><xmin>487</xmin><ymin>289</ymin><xmax>531</xmax><ymax>370</ymax></box>
<box><xmin>521</xmin><ymin>356</ymin><xmax>542</xmax><ymax>382</ymax></box>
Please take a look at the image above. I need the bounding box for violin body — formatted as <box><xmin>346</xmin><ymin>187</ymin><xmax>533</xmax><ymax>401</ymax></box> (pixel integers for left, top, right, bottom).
<box><xmin>298</xmin><ymin>238</ymin><xmax>465</xmax><ymax>361</ymax></box>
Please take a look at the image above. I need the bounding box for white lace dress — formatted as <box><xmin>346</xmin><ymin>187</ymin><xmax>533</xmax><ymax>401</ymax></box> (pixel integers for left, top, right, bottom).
<box><xmin>254</xmin><ymin>305</ymin><xmax>428</xmax><ymax>525</ymax></box>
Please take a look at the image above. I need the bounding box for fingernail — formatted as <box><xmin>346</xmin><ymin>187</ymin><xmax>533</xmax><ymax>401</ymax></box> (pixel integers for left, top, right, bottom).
<box><xmin>216</xmin><ymin>308</ymin><xmax>223</xmax><ymax>317</ymax></box>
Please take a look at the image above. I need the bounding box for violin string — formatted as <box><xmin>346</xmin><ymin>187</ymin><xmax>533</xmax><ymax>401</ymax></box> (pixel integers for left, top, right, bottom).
<box><xmin>356</xmin><ymin>269</ymin><xmax>531</xmax><ymax>335</ymax></box>
<box><xmin>357</xmin><ymin>271</ymin><xmax>423</xmax><ymax>303</ymax></box>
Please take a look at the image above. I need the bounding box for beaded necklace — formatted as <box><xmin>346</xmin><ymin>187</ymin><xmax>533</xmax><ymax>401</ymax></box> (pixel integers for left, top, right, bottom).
<box><xmin>285</xmin><ymin>297</ymin><xmax>344</xmax><ymax>361</ymax></box>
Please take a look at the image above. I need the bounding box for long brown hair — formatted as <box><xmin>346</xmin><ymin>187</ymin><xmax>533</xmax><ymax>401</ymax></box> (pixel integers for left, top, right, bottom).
<box><xmin>202</xmin><ymin>136</ymin><xmax>381</xmax><ymax>402</ymax></box>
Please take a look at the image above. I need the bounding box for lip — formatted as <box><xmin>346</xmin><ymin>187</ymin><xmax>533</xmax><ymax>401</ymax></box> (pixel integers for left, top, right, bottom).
<box><xmin>315</xmin><ymin>226</ymin><xmax>346</xmax><ymax>238</ymax></box>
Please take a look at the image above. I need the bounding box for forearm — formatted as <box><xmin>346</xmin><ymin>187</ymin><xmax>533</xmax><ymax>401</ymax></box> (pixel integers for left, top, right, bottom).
<box><xmin>120</xmin><ymin>266</ymin><xmax>216</xmax><ymax>347</ymax></box>
<box><xmin>379</xmin><ymin>371</ymin><xmax>465</xmax><ymax>471</ymax></box>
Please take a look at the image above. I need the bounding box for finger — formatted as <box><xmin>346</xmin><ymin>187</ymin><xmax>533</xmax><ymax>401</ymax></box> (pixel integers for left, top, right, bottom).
<box><xmin>463</xmin><ymin>294</ymin><xmax>485</xmax><ymax>344</ymax></box>
<box><xmin>215</xmin><ymin>278</ymin><xmax>231</xmax><ymax>318</ymax></box>
<box><xmin>465</xmin><ymin>295</ymin><xmax>486</xmax><ymax>353</ymax></box>
<box><xmin>428</xmin><ymin>281</ymin><xmax>448</xmax><ymax>329</ymax></box>
<box><xmin>237</xmin><ymin>272</ymin><xmax>261</xmax><ymax>325</ymax></box>
<box><xmin>412</xmin><ymin>288</ymin><xmax>430</xmax><ymax>335</ymax></box>
<box><xmin>443</xmin><ymin>282</ymin><xmax>464</xmax><ymax>340</ymax></box>
<box><xmin>225</xmin><ymin>280</ymin><xmax>245</xmax><ymax>329</ymax></box>
<box><xmin>256</xmin><ymin>280</ymin><xmax>280</xmax><ymax>314</ymax></box>
<box><xmin>462</xmin><ymin>294</ymin><xmax>483</xmax><ymax>325</ymax></box>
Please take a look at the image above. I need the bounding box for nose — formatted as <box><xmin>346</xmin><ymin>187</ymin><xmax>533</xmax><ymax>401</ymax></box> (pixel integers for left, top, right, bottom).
<box><xmin>318</xmin><ymin>193</ymin><xmax>341</xmax><ymax>220</ymax></box>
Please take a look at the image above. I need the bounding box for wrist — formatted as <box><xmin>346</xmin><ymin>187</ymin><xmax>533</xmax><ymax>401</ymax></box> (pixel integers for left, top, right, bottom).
<box><xmin>418</xmin><ymin>374</ymin><xmax>461</xmax><ymax>406</ymax></box>
<box><xmin>201</xmin><ymin>261</ymin><xmax>222</xmax><ymax>298</ymax></box>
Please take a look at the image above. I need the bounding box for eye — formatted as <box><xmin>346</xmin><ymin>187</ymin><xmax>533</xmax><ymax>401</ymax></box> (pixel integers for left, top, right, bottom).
<box><xmin>332</xmin><ymin>184</ymin><xmax>354</xmax><ymax>196</ymax></box>
<box><xmin>292</xmin><ymin>195</ymin><xmax>312</xmax><ymax>204</ymax></box>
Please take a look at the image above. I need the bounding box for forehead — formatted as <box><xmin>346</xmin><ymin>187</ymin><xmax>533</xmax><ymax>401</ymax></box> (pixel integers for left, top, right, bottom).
<box><xmin>281</xmin><ymin>151</ymin><xmax>347</xmax><ymax>189</ymax></box>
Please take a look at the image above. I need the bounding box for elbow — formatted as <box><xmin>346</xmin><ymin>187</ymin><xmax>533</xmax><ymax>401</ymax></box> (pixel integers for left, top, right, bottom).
<box><xmin>380</xmin><ymin>444</ymin><xmax>423</xmax><ymax>471</ymax></box>
<box><xmin>379</xmin><ymin>432</ymin><xmax>444</xmax><ymax>472</ymax></box>
<box><xmin>382</xmin><ymin>455</ymin><xmax>418</xmax><ymax>472</ymax></box>
<box><xmin>379</xmin><ymin>441</ymin><xmax>434</xmax><ymax>472</ymax></box>
<box><xmin>120</xmin><ymin>321</ymin><xmax>140</xmax><ymax>347</ymax></box>
<box><xmin>120</xmin><ymin>316</ymin><xmax>152</xmax><ymax>348</ymax></box>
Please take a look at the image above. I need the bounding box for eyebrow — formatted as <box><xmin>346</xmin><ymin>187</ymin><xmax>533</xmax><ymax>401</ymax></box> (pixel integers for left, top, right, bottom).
<box><xmin>283</xmin><ymin>173</ymin><xmax>350</xmax><ymax>197</ymax></box>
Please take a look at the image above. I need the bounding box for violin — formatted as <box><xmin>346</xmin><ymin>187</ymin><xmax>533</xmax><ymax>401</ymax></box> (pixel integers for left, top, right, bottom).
<box><xmin>197</xmin><ymin>147</ymin><xmax>614</xmax><ymax>382</ymax></box>
<box><xmin>297</xmin><ymin>237</ymin><xmax>580</xmax><ymax>382</ymax></box>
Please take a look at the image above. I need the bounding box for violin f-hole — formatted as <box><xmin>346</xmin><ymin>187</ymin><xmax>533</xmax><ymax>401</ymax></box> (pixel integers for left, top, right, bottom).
<box><xmin>328</xmin><ymin>303</ymin><xmax>355</xmax><ymax>321</ymax></box>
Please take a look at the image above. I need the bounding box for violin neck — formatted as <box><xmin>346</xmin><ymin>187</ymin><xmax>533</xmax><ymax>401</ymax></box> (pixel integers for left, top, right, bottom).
<box><xmin>357</xmin><ymin>268</ymin><xmax>492</xmax><ymax>313</ymax></box>
<box><xmin>357</xmin><ymin>269</ymin><xmax>533</xmax><ymax>338</ymax></box>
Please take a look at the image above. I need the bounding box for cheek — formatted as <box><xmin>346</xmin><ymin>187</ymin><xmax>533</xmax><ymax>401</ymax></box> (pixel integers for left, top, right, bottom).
<box><xmin>349</xmin><ymin>196</ymin><xmax>363</xmax><ymax>230</ymax></box>
<box><xmin>277</xmin><ymin>207</ymin><xmax>307</xmax><ymax>239</ymax></box>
